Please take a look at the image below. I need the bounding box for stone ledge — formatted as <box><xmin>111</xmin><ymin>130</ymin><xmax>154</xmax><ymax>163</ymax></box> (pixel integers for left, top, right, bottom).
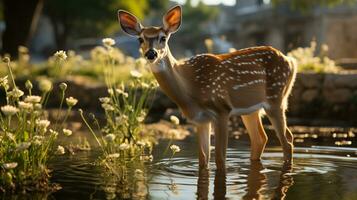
<box><xmin>1</xmin><ymin>72</ymin><xmax>356</xmax><ymax>125</ymax></box>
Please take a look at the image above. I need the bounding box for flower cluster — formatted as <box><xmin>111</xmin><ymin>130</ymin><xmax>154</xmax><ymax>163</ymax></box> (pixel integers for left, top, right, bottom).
<box><xmin>170</xmin><ymin>145</ymin><xmax>181</xmax><ymax>153</ymax></box>
<box><xmin>54</xmin><ymin>50</ymin><xmax>67</xmax><ymax>61</ymax></box>
<box><xmin>0</xmin><ymin>54</ymin><xmax>77</xmax><ymax>192</ymax></box>
<box><xmin>288</xmin><ymin>41</ymin><xmax>339</xmax><ymax>73</ymax></box>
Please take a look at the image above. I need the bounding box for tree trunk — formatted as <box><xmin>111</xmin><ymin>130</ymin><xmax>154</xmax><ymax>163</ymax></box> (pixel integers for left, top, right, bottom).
<box><xmin>1</xmin><ymin>0</ymin><xmax>44</xmax><ymax>58</ymax></box>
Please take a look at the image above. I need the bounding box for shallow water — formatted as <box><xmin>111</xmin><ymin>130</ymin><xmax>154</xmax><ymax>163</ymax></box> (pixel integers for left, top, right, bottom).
<box><xmin>4</xmin><ymin>128</ymin><xmax>357</xmax><ymax>200</ymax></box>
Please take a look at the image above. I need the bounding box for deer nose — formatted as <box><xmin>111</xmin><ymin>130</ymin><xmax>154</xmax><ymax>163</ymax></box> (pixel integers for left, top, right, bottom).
<box><xmin>145</xmin><ymin>49</ymin><xmax>158</xmax><ymax>60</ymax></box>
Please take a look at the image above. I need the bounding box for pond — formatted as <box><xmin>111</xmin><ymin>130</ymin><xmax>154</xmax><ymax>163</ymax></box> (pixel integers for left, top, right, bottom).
<box><xmin>4</xmin><ymin>127</ymin><xmax>357</xmax><ymax>200</ymax></box>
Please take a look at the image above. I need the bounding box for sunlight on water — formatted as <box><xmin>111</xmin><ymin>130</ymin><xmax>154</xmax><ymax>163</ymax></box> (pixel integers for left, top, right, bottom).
<box><xmin>5</xmin><ymin>131</ymin><xmax>357</xmax><ymax>200</ymax></box>
<box><xmin>149</xmin><ymin>147</ymin><xmax>357</xmax><ymax>200</ymax></box>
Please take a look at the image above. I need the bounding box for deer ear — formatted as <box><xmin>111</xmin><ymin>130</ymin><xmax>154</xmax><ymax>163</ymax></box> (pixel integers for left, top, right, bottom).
<box><xmin>118</xmin><ymin>10</ymin><xmax>143</xmax><ymax>36</ymax></box>
<box><xmin>163</xmin><ymin>5</ymin><xmax>182</xmax><ymax>33</ymax></box>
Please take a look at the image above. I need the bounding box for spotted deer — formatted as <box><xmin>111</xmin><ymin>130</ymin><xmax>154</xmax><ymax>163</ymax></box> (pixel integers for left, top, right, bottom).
<box><xmin>118</xmin><ymin>5</ymin><xmax>297</xmax><ymax>169</ymax></box>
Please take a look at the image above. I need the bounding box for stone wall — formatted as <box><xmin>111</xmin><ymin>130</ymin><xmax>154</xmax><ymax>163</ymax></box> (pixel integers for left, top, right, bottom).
<box><xmin>289</xmin><ymin>72</ymin><xmax>357</xmax><ymax>124</ymax></box>
<box><xmin>5</xmin><ymin>73</ymin><xmax>357</xmax><ymax>125</ymax></box>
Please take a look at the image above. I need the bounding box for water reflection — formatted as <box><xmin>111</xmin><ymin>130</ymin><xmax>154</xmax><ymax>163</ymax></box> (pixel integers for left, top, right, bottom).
<box><xmin>197</xmin><ymin>169</ymin><xmax>210</xmax><ymax>200</ymax></box>
<box><xmin>196</xmin><ymin>161</ymin><xmax>294</xmax><ymax>200</ymax></box>
<box><xmin>273</xmin><ymin>162</ymin><xmax>294</xmax><ymax>200</ymax></box>
<box><xmin>242</xmin><ymin>161</ymin><xmax>267</xmax><ymax>200</ymax></box>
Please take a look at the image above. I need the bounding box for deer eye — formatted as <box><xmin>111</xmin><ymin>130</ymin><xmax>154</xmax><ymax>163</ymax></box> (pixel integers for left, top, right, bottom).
<box><xmin>138</xmin><ymin>37</ymin><xmax>144</xmax><ymax>44</ymax></box>
<box><xmin>160</xmin><ymin>36</ymin><xmax>166</xmax><ymax>43</ymax></box>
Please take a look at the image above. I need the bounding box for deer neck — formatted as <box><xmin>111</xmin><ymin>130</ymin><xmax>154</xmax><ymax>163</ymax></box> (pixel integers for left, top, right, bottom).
<box><xmin>150</xmin><ymin>49</ymin><xmax>196</xmax><ymax>118</ymax></box>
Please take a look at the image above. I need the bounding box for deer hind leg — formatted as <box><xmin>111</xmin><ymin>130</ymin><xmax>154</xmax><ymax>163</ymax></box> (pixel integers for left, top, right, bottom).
<box><xmin>266</xmin><ymin>106</ymin><xmax>293</xmax><ymax>162</ymax></box>
<box><xmin>241</xmin><ymin>110</ymin><xmax>268</xmax><ymax>160</ymax></box>
<box><xmin>197</xmin><ymin>122</ymin><xmax>211</xmax><ymax>170</ymax></box>
<box><xmin>214</xmin><ymin>114</ymin><xmax>229</xmax><ymax>170</ymax></box>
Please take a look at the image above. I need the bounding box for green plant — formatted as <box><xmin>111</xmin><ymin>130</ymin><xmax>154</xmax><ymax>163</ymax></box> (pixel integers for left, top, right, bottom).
<box><xmin>79</xmin><ymin>38</ymin><xmax>156</xmax><ymax>178</ymax></box>
<box><xmin>287</xmin><ymin>41</ymin><xmax>340</xmax><ymax>73</ymax></box>
<box><xmin>0</xmin><ymin>55</ymin><xmax>77</xmax><ymax>192</ymax></box>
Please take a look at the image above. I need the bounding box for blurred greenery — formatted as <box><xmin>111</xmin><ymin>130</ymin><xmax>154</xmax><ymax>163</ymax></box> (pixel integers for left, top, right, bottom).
<box><xmin>287</xmin><ymin>41</ymin><xmax>340</xmax><ymax>73</ymax></box>
<box><xmin>43</xmin><ymin>0</ymin><xmax>166</xmax><ymax>49</ymax></box>
<box><xmin>176</xmin><ymin>0</ymin><xmax>219</xmax><ymax>53</ymax></box>
<box><xmin>0</xmin><ymin>45</ymin><xmax>154</xmax><ymax>84</ymax></box>
<box><xmin>272</xmin><ymin>0</ymin><xmax>357</xmax><ymax>10</ymax></box>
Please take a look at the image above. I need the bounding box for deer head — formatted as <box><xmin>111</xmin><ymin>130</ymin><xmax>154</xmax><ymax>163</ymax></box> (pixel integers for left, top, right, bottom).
<box><xmin>118</xmin><ymin>6</ymin><xmax>182</xmax><ymax>63</ymax></box>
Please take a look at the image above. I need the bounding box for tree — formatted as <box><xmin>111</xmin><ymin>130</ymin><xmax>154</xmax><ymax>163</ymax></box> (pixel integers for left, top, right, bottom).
<box><xmin>1</xmin><ymin>0</ymin><xmax>44</xmax><ymax>58</ymax></box>
<box><xmin>43</xmin><ymin>0</ymin><xmax>151</xmax><ymax>49</ymax></box>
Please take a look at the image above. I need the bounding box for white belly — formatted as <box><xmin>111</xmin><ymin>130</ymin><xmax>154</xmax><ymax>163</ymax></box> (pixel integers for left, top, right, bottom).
<box><xmin>229</xmin><ymin>102</ymin><xmax>270</xmax><ymax>116</ymax></box>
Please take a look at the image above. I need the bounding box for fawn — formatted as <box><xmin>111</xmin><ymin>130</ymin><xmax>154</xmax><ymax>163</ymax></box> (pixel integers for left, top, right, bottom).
<box><xmin>118</xmin><ymin>5</ymin><xmax>297</xmax><ymax>170</ymax></box>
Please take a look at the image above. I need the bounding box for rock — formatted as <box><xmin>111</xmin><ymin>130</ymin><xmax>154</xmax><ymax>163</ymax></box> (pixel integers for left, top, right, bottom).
<box><xmin>298</xmin><ymin>73</ymin><xmax>324</xmax><ymax>88</ymax></box>
<box><xmin>291</xmin><ymin>85</ymin><xmax>303</xmax><ymax>100</ymax></box>
<box><xmin>324</xmin><ymin>88</ymin><xmax>352</xmax><ymax>103</ymax></box>
<box><xmin>323</xmin><ymin>74</ymin><xmax>337</xmax><ymax>89</ymax></box>
<box><xmin>301</xmin><ymin>89</ymin><xmax>319</xmax><ymax>102</ymax></box>
<box><xmin>333</xmin><ymin>74</ymin><xmax>357</xmax><ymax>88</ymax></box>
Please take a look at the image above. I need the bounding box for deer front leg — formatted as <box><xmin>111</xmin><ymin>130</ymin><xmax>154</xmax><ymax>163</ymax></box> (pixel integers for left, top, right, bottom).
<box><xmin>197</xmin><ymin>122</ymin><xmax>211</xmax><ymax>170</ymax></box>
<box><xmin>214</xmin><ymin>114</ymin><xmax>229</xmax><ymax>170</ymax></box>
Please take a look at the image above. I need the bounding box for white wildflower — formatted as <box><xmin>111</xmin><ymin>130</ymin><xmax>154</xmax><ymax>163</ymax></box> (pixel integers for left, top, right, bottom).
<box><xmin>115</xmin><ymin>115</ymin><xmax>128</xmax><ymax>123</ymax></box>
<box><xmin>2</xmin><ymin>57</ymin><xmax>10</xmax><ymax>63</ymax></box>
<box><xmin>102</xmin><ymin>38</ymin><xmax>116</xmax><ymax>47</ymax></box>
<box><xmin>135</xmin><ymin>169</ymin><xmax>143</xmax><ymax>175</ymax></box>
<box><xmin>24</xmin><ymin>95</ymin><xmax>41</xmax><ymax>103</ymax></box>
<box><xmin>170</xmin><ymin>115</ymin><xmax>180</xmax><ymax>125</ymax></box>
<box><xmin>130</xmin><ymin>70</ymin><xmax>142</xmax><ymax>78</ymax></box>
<box><xmin>170</xmin><ymin>144</ymin><xmax>181</xmax><ymax>153</ymax></box>
<box><xmin>122</xmin><ymin>92</ymin><xmax>129</xmax><ymax>98</ymax></box>
<box><xmin>55</xmin><ymin>145</ymin><xmax>65</xmax><ymax>155</ymax></box>
<box><xmin>1</xmin><ymin>105</ymin><xmax>19</xmax><ymax>116</ymax></box>
<box><xmin>107</xmin><ymin>88</ymin><xmax>114</xmax><ymax>96</ymax></box>
<box><xmin>18</xmin><ymin>101</ymin><xmax>33</xmax><ymax>111</ymax></box>
<box><xmin>107</xmin><ymin>153</ymin><xmax>120</xmax><ymax>159</ymax></box>
<box><xmin>16</xmin><ymin>142</ymin><xmax>31</xmax><ymax>151</ymax></box>
<box><xmin>54</xmin><ymin>50</ymin><xmax>67</xmax><ymax>60</ymax></box>
<box><xmin>38</xmin><ymin>79</ymin><xmax>52</xmax><ymax>92</ymax></box>
<box><xmin>140</xmin><ymin>155</ymin><xmax>153</xmax><ymax>162</ymax></box>
<box><xmin>49</xmin><ymin>129</ymin><xmax>59</xmax><ymax>137</ymax></box>
<box><xmin>136</xmin><ymin>141</ymin><xmax>146</xmax><ymax>147</ymax></box>
<box><xmin>3</xmin><ymin>162</ymin><xmax>18</xmax><ymax>170</ymax></box>
<box><xmin>99</xmin><ymin>97</ymin><xmax>111</xmax><ymax>103</ymax></box>
<box><xmin>119</xmin><ymin>143</ymin><xmax>130</xmax><ymax>151</ymax></box>
<box><xmin>5</xmin><ymin>132</ymin><xmax>15</xmax><ymax>141</ymax></box>
<box><xmin>104</xmin><ymin>134</ymin><xmax>116</xmax><ymax>142</ymax></box>
<box><xmin>32</xmin><ymin>135</ymin><xmax>44</xmax><ymax>145</ymax></box>
<box><xmin>0</xmin><ymin>76</ymin><xmax>8</xmax><ymax>87</ymax></box>
<box><xmin>115</xmin><ymin>88</ymin><xmax>124</xmax><ymax>94</ymax></box>
<box><xmin>34</xmin><ymin>103</ymin><xmax>42</xmax><ymax>110</ymax></box>
<box><xmin>137</xmin><ymin>116</ymin><xmax>145</xmax><ymax>122</ymax></box>
<box><xmin>36</xmin><ymin>119</ymin><xmax>50</xmax><ymax>130</ymax></box>
<box><xmin>63</xmin><ymin>128</ymin><xmax>72</xmax><ymax>136</ymax></box>
<box><xmin>134</xmin><ymin>169</ymin><xmax>144</xmax><ymax>180</ymax></box>
<box><xmin>101</xmin><ymin>103</ymin><xmax>115</xmax><ymax>111</ymax></box>
<box><xmin>8</xmin><ymin>88</ymin><xmax>24</xmax><ymax>98</ymax></box>
<box><xmin>66</xmin><ymin>96</ymin><xmax>78</xmax><ymax>107</ymax></box>
<box><xmin>141</xmin><ymin>82</ymin><xmax>150</xmax><ymax>88</ymax></box>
